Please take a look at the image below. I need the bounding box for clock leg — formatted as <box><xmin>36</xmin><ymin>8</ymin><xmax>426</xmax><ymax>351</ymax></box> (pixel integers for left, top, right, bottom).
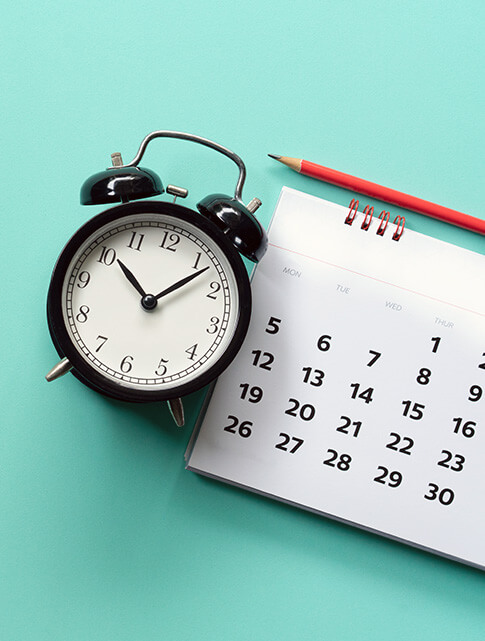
<box><xmin>45</xmin><ymin>357</ymin><xmax>73</xmax><ymax>382</ymax></box>
<box><xmin>167</xmin><ymin>398</ymin><xmax>185</xmax><ymax>427</ymax></box>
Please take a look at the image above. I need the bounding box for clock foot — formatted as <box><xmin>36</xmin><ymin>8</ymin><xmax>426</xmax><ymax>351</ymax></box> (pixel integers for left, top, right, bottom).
<box><xmin>45</xmin><ymin>357</ymin><xmax>73</xmax><ymax>382</ymax></box>
<box><xmin>167</xmin><ymin>397</ymin><xmax>185</xmax><ymax>427</ymax></box>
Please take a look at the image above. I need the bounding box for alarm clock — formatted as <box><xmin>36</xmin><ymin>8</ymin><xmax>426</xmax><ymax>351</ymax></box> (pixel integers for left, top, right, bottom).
<box><xmin>45</xmin><ymin>130</ymin><xmax>267</xmax><ymax>426</ymax></box>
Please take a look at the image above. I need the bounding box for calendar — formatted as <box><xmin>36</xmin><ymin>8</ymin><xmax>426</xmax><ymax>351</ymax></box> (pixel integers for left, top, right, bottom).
<box><xmin>186</xmin><ymin>187</ymin><xmax>485</xmax><ymax>569</ymax></box>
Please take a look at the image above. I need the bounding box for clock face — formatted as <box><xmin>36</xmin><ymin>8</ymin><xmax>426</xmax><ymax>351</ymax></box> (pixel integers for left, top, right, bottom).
<box><xmin>47</xmin><ymin>201</ymin><xmax>251</xmax><ymax>401</ymax></box>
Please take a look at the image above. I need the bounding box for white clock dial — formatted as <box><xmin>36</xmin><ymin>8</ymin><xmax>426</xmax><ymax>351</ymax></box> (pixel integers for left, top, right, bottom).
<box><xmin>61</xmin><ymin>212</ymin><xmax>240</xmax><ymax>391</ymax></box>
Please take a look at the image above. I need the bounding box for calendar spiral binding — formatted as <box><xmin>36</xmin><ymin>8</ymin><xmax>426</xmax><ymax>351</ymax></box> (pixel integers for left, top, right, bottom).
<box><xmin>345</xmin><ymin>199</ymin><xmax>405</xmax><ymax>240</ymax></box>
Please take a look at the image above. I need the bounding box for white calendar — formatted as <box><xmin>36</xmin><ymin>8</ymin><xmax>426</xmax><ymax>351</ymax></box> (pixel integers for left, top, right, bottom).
<box><xmin>186</xmin><ymin>187</ymin><xmax>485</xmax><ymax>569</ymax></box>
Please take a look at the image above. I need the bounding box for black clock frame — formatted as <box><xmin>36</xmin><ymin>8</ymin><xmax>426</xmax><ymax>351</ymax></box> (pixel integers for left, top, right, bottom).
<box><xmin>47</xmin><ymin>200</ymin><xmax>252</xmax><ymax>403</ymax></box>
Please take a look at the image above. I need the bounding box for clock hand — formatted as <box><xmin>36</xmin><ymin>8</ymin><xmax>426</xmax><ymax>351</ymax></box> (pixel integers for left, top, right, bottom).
<box><xmin>155</xmin><ymin>266</ymin><xmax>210</xmax><ymax>301</ymax></box>
<box><xmin>117</xmin><ymin>259</ymin><xmax>147</xmax><ymax>297</ymax></box>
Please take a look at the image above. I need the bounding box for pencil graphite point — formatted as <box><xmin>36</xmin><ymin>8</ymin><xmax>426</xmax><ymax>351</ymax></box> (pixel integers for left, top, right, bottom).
<box><xmin>268</xmin><ymin>154</ymin><xmax>282</xmax><ymax>160</ymax></box>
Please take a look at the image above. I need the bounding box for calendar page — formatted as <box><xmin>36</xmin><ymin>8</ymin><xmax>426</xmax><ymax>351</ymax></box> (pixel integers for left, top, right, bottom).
<box><xmin>186</xmin><ymin>187</ymin><xmax>485</xmax><ymax>569</ymax></box>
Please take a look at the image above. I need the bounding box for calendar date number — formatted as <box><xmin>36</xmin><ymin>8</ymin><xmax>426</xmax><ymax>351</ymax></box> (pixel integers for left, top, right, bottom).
<box><xmin>302</xmin><ymin>366</ymin><xmax>325</xmax><ymax>387</ymax></box>
<box><xmin>266</xmin><ymin>317</ymin><xmax>282</xmax><ymax>335</ymax></box>
<box><xmin>350</xmin><ymin>383</ymin><xmax>374</xmax><ymax>404</ymax></box>
<box><xmin>452</xmin><ymin>417</ymin><xmax>476</xmax><ymax>438</ymax></box>
<box><xmin>285</xmin><ymin>398</ymin><xmax>316</xmax><ymax>421</ymax></box>
<box><xmin>401</xmin><ymin>400</ymin><xmax>425</xmax><ymax>420</ymax></box>
<box><xmin>336</xmin><ymin>416</ymin><xmax>362</xmax><ymax>438</ymax></box>
<box><xmin>386</xmin><ymin>432</ymin><xmax>414</xmax><ymax>455</ymax></box>
<box><xmin>223</xmin><ymin>415</ymin><xmax>253</xmax><ymax>438</ymax></box>
<box><xmin>424</xmin><ymin>483</ymin><xmax>455</xmax><ymax>506</ymax></box>
<box><xmin>275</xmin><ymin>433</ymin><xmax>304</xmax><ymax>454</ymax></box>
<box><xmin>468</xmin><ymin>385</ymin><xmax>482</xmax><ymax>402</ymax></box>
<box><xmin>374</xmin><ymin>466</ymin><xmax>403</xmax><ymax>488</ymax></box>
<box><xmin>323</xmin><ymin>449</ymin><xmax>352</xmax><ymax>471</ymax></box>
<box><xmin>239</xmin><ymin>383</ymin><xmax>264</xmax><ymax>403</ymax></box>
<box><xmin>317</xmin><ymin>334</ymin><xmax>332</xmax><ymax>352</ymax></box>
<box><xmin>437</xmin><ymin>449</ymin><xmax>465</xmax><ymax>472</ymax></box>
<box><xmin>251</xmin><ymin>350</ymin><xmax>274</xmax><ymax>370</ymax></box>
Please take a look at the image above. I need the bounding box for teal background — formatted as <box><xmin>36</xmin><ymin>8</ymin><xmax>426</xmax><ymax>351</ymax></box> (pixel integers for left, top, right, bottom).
<box><xmin>1</xmin><ymin>1</ymin><xmax>484</xmax><ymax>639</ymax></box>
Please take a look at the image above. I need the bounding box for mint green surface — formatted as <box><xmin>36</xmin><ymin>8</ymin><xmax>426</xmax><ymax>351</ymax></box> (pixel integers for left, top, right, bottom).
<box><xmin>2</xmin><ymin>1</ymin><xmax>484</xmax><ymax>639</ymax></box>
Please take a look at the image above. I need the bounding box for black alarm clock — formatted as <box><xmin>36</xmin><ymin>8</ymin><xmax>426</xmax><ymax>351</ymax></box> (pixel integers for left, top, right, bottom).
<box><xmin>45</xmin><ymin>130</ymin><xmax>267</xmax><ymax>426</ymax></box>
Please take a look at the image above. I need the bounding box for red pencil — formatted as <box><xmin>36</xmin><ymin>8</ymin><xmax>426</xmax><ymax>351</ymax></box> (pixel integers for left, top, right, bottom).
<box><xmin>269</xmin><ymin>154</ymin><xmax>485</xmax><ymax>236</ymax></box>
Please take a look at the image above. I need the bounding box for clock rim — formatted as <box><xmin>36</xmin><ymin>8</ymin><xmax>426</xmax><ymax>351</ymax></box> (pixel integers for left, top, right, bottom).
<box><xmin>47</xmin><ymin>200</ymin><xmax>252</xmax><ymax>403</ymax></box>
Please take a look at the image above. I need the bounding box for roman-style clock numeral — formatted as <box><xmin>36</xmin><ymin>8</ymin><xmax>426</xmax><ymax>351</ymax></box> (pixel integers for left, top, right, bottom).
<box><xmin>185</xmin><ymin>344</ymin><xmax>198</xmax><ymax>361</ymax></box>
<box><xmin>155</xmin><ymin>358</ymin><xmax>169</xmax><ymax>376</ymax></box>
<box><xmin>207</xmin><ymin>281</ymin><xmax>221</xmax><ymax>299</ymax></box>
<box><xmin>76</xmin><ymin>305</ymin><xmax>90</xmax><ymax>323</ymax></box>
<box><xmin>206</xmin><ymin>316</ymin><xmax>220</xmax><ymax>334</ymax></box>
<box><xmin>120</xmin><ymin>355</ymin><xmax>134</xmax><ymax>373</ymax></box>
<box><xmin>159</xmin><ymin>231</ymin><xmax>180</xmax><ymax>251</ymax></box>
<box><xmin>77</xmin><ymin>271</ymin><xmax>91</xmax><ymax>288</ymax></box>
<box><xmin>127</xmin><ymin>231</ymin><xmax>145</xmax><ymax>251</ymax></box>
<box><xmin>95</xmin><ymin>335</ymin><xmax>108</xmax><ymax>352</ymax></box>
<box><xmin>97</xmin><ymin>246</ymin><xmax>116</xmax><ymax>265</ymax></box>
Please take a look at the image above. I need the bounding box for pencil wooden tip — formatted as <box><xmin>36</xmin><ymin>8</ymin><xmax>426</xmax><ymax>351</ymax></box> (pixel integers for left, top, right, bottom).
<box><xmin>267</xmin><ymin>155</ymin><xmax>301</xmax><ymax>172</ymax></box>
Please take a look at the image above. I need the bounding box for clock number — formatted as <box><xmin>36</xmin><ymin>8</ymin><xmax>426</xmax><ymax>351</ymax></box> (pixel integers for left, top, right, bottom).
<box><xmin>223</xmin><ymin>415</ymin><xmax>252</xmax><ymax>438</ymax></box>
<box><xmin>336</xmin><ymin>416</ymin><xmax>362</xmax><ymax>437</ymax></box>
<box><xmin>185</xmin><ymin>344</ymin><xmax>198</xmax><ymax>361</ymax></box>
<box><xmin>275</xmin><ymin>433</ymin><xmax>304</xmax><ymax>453</ymax></box>
<box><xmin>77</xmin><ymin>271</ymin><xmax>91</xmax><ymax>288</ymax></box>
<box><xmin>97</xmin><ymin>246</ymin><xmax>116</xmax><ymax>265</ymax></box>
<box><xmin>155</xmin><ymin>358</ymin><xmax>169</xmax><ymax>376</ymax></box>
<box><xmin>285</xmin><ymin>398</ymin><xmax>316</xmax><ymax>421</ymax></box>
<box><xmin>120</xmin><ymin>355</ymin><xmax>134</xmax><ymax>373</ymax></box>
<box><xmin>239</xmin><ymin>384</ymin><xmax>263</xmax><ymax>403</ymax></box>
<box><xmin>323</xmin><ymin>449</ymin><xmax>352</xmax><ymax>471</ymax></box>
<box><xmin>127</xmin><ymin>231</ymin><xmax>144</xmax><ymax>251</ymax></box>
<box><xmin>95</xmin><ymin>335</ymin><xmax>108</xmax><ymax>352</ymax></box>
<box><xmin>192</xmin><ymin>252</ymin><xmax>202</xmax><ymax>270</ymax></box>
<box><xmin>251</xmin><ymin>350</ymin><xmax>274</xmax><ymax>371</ymax></box>
<box><xmin>416</xmin><ymin>368</ymin><xmax>432</xmax><ymax>385</ymax></box>
<box><xmin>374</xmin><ymin>466</ymin><xmax>402</xmax><ymax>487</ymax></box>
<box><xmin>401</xmin><ymin>400</ymin><xmax>425</xmax><ymax>420</ymax></box>
<box><xmin>431</xmin><ymin>336</ymin><xmax>442</xmax><ymax>353</ymax></box>
<box><xmin>302</xmin><ymin>367</ymin><xmax>325</xmax><ymax>387</ymax></box>
<box><xmin>350</xmin><ymin>383</ymin><xmax>374</xmax><ymax>404</ymax></box>
<box><xmin>367</xmin><ymin>350</ymin><xmax>381</xmax><ymax>367</ymax></box>
<box><xmin>207</xmin><ymin>281</ymin><xmax>221</xmax><ymax>300</ymax></box>
<box><xmin>206</xmin><ymin>316</ymin><xmax>220</xmax><ymax>334</ymax></box>
<box><xmin>386</xmin><ymin>432</ymin><xmax>414</xmax><ymax>455</ymax></box>
<box><xmin>159</xmin><ymin>231</ymin><xmax>180</xmax><ymax>251</ymax></box>
<box><xmin>266</xmin><ymin>317</ymin><xmax>282</xmax><ymax>334</ymax></box>
<box><xmin>468</xmin><ymin>385</ymin><xmax>483</xmax><ymax>402</ymax></box>
<box><xmin>424</xmin><ymin>483</ymin><xmax>454</xmax><ymax>506</ymax></box>
<box><xmin>452</xmin><ymin>417</ymin><xmax>476</xmax><ymax>438</ymax></box>
<box><xmin>76</xmin><ymin>305</ymin><xmax>90</xmax><ymax>323</ymax></box>
<box><xmin>317</xmin><ymin>334</ymin><xmax>332</xmax><ymax>351</ymax></box>
<box><xmin>437</xmin><ymin>450</ymin><xmax>465</xmax><ymax>472</ymax></box>
<box><xmin>479</xmin><ymin>353</ymin><xmax>485</xmax><ymax>369</ymax></box>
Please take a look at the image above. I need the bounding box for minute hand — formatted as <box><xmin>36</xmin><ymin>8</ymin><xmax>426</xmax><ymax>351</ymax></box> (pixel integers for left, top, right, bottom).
<box><xmin>154</xmin><ymin>266</ymin><xmax>210</xmax><ymax>301</ymax></box>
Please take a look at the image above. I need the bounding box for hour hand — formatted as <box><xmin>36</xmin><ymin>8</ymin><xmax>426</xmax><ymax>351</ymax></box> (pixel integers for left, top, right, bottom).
<box><xmin>117</xmin><ymin>259</ymin><xmax>147</xmax><ymax>297</ymax></box>
<box><xmin>155</xmin><ymin>266</ymin><xmax>210</xmax><ymax>301</ymax></box>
